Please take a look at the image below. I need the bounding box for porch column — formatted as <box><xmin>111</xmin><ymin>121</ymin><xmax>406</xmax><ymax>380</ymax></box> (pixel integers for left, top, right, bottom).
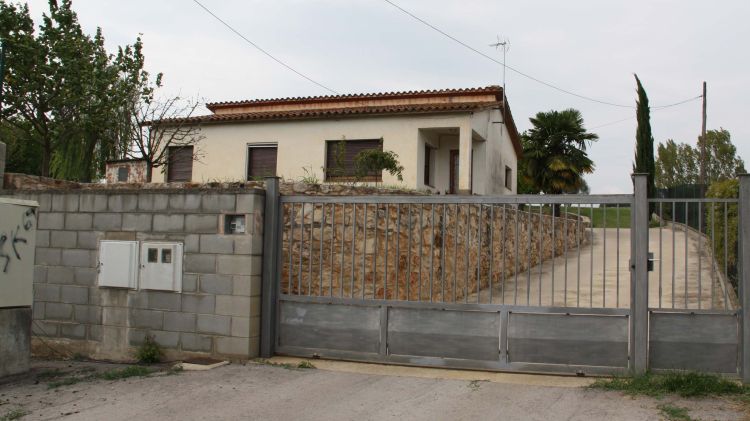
<box><xmin>458</xmin><ymin>125</ymin><xmax>472</xmax><ymax>195</ymax></box>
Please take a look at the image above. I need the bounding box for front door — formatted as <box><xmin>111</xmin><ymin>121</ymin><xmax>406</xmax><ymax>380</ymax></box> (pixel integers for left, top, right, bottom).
<box><xmin>449</xmin><ymin>150</ymin><xmax>459</xmax><ymax>194</ymax></box>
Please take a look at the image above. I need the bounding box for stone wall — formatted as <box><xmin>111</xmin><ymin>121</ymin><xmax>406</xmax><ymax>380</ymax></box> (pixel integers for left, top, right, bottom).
<box><xmin>281</xmin><ymin>203</ymin><xmax>590</xmax><ymax>301</ymax></box>
<box><xmin>4</xmin><ymin>187</ymin><xmax>264</xmax><ymax>362</ymax></box>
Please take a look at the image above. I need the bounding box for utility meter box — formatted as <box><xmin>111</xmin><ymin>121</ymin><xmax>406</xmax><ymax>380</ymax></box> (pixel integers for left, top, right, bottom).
<box><xmin>140</xmin><ymin>242</ymin><xmax>183</xmax><ymax>292</ymax></box>
<box><xmin>0</xmin><ymin>198</ymin><xmax>38</xmax><ymax>308</ymax></box>
<box><xmin>98</xmin><ymin>240</ymin><xmax>139</xmax><ymax>289</ymax></box>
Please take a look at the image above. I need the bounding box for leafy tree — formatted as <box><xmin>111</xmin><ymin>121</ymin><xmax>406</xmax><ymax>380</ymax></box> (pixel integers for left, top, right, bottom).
<box><xmin>706</xmin><ymin>179</ymin><xmax>739</xmax><ymax>288</ymax></box>
<box><xmin>655</xmin><ymin>129</ymin><xmax>745</xmax><ymax>189</ymax></box>
<box><xmin>354</xmin><ymin>146</ymin><xmax>404</xmax><ymax>185</ymax></box>
<box><xmin>633</xmin><ymin>74</ymin><xmax>656</xmax><ymax>199</ymax></box>
<box><xmin>520</xmin><ymin>108</ymin><xmax>598</xmax><ymax>197</ymax></box>
<box><xmin>0</xmin><ymin>0</ymin><xmax>152</xmax><ymax>181</ymax></box>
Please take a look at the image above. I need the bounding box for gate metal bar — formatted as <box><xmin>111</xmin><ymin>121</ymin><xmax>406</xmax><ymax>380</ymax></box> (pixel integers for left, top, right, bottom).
<box><xmin>740</xmin><ymin>175</ymin><xmax>750</xmax><ymax>382</ymax></box>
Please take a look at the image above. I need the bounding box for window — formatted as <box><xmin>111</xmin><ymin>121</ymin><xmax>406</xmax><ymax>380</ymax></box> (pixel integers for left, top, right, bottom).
<box><xmin>247</xmin><ymin>145</ymin><xmax>278</xmax><ymax>180</ymax></box>
<box><xmin>505</xmin><ymin>165</ymin><xmax>513</xmax><ymax>190</ymax></box>
<box><xmin>325</xmin><ymin>139</ymin><xmax>382</xmax><ymax>181</ymax></box>
<box><xmin>147</xmin><ymin>248</ymin><xmax>158</xmax><ymax>263</ymax></box>
<box><xmin>167</xmin><ymin>146</ymin><xmax>193</xmax><ymax>182</ymax></box>
<box><xmin>423</xmin><ymin>144</ymin><xmax>434</xmax><ymax>187</ymax></box>
<box><xmin>117</xmin><ymin>166</ymin><xmax>129</xmax><ymax>182</ymax></box>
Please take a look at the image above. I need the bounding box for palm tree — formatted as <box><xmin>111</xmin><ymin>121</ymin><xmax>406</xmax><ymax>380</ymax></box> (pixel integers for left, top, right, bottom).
<box><xmin>521</xmin><ymin>109</ymin><xmax>598</xmax><ymax>214</ymax></box>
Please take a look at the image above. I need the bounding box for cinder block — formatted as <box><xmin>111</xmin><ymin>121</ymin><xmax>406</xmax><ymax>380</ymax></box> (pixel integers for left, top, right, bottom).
<box><xmin>199</xmin><ymin>274</ymin><xmax>233</xmax><ymax>295</ymax></box>
<box><xmin>250</xmin><ymin>296</ymin><xmax>261</xmax><ymax>318</ymax></box>
<box><xmin>249</xmin><ymin>276</ymin><xmax>262</xmax><ymax>297</ymax></box>
<box><xmin>122</xmin><ymin>213</ymin><xmax>153</xmax><ymax>231</ymax></box>
<box><xmin>45</xmin><ymin>303</ymin><xmax>73</xmax><ymax>320</ymax></box>
<box><xmin>34</xmin><ymin>284</ymin><xmax>60</xmax><ymax>302</ymax></box>
<box><xmin>199</xmin><ymin>235</ymin><xmax>234</xmax><ymax>254</ymax></box>
<box><xmin>217</xmin><ymin>255</ymin><xmax>254</xmax><ymax>276</ymax></box>
<box><xmin>181</xmin><ymin>294</ymin><xmax>216</xmax><ymax>314</ymax></box>
<box><xmin>197</xmin><ymin>314</ymin><xmax>231</xmax><ymax>335</ymax></box>
<box><xmin>144</xmin><ymin>291</ymin><xmax>181</xmax><ymax>311</ymax></box>
<box><xmin>52</xmin><ymin>194</ymin><xmax>78</xmax><ymax>212</ymax></box>
<box><xmin>233</xmin><ymin>234</ymin><xmax>262</xmax><ymax>255</ymax></box>
<box><xmin>138</xmin><ymin>193</ymin><xmax>169</xmax><ymax>211</ymax></box>
<box><xmin>88</xmin><ymin>287</ymin><xmax>102</xmax><ymax>306</ymax></box>
<box><xmin>182</xmin><ymin>274</ymin><xmax>198</xmax><ymax>292</ymax></box>
<box><xmin>88</xmin><ymin>325</ymin><xmax>102</xmax><ymax>341</ymax></box>
<box><xmin>151</xmin><ymin>330</ymin><xmax>180</xmax><ymax>349</ymax></box>
<box><xmin>65</xmin><ymin>213</ymin><xmax>93</xmax><ymax>230</ymax></box>
<box><xmin>249</xmin><ymin>316</ymin><xmax>261</xmax><ymax>338</ymax></box>
<box><xmin>93</xmin><ymin>213</ymin><xmax>122</xmax><ymax>231</ymax></box>
<box><xmin>232</xmin><ymin>276</ymin><xmax>252</xmax><ymax>297</ymax></box>
<box><xmin>128</xmin><ymin>329</ymin><xmax>148</xmax><ymax>346</ymax></box>
<box><xmin>230</xmin><ymin>316</ymin><xmax>250</xmax><ymax>338</ymax></box>
<box><xmin>185</xmin><ymin>254</ymin><xmax>216</xmax><ymax>274</ymax></box>
<box><xmin>50</xmin><ymin>230</ymin><xmax>77</xmax><ymax>248</ymax></box>
<box><xmin>164</xmin><ymin>312</ymin><xmax>196</xmax><ymax>332</ymax></box>
<box><xmin>184</xmin><ymin>234</ymin><xmax>200</xmax><ymax>253</ymax></box>
<box><xmin>32</xmin><ymin>321</ymin><xmax>59</xmax><ymax>337</ymax></box>
<box><xmin>77</xmin><ymin>231</ymin><xmax>99</xmax><ymax>250</ymax></box>
<box><xmin>102</xmin><ymin>307</ymin><xmax>128</xmax><ymax>326</ymax></box>
<box><xmin>73</xmin><ymin>305</ymin><xmax>101</xmax><ymax>324</ymax></box>
<box><xmin>36</xmin><ymin>193</ymin><xmax>52</xmax><ymax>212</ymax></box>
<box><xmin>236</xmin><ymin>193</ymin><xmax>264</xmax><ymax>214</ymax></box>
<box><xmin>202</xmin><ymin>194</ymin><xmax>236</xmax><ymax>212</ymax></box>
<box><xmin>47</xmin><ymin>266</ymin><xmax>75</xmax><ymax>284</ymax></box>
<box><xmin>35</xmin><ymin>248</ymin><xmax>61</xmax><ymax>266</ymax></box>
<box><xmin>59</xmin><ymin>323</ymin><xmax>86</xmax><ymax>339</ymax></box>
<box><xmin>36</xmin><ymin>230</ymin><xmax>50</xmax><ymax>248</ymax></box>
<box><xmin>129</xmin><ymin>309</ymin><xmax>164</xmax><ymax>329</ymax></box>
<box><xmin>185</xmin><ymin>214</ymin><xmax>218</xmax><ymax>234</ymax></box>
<box><xmin>38</xmin><ymin>213</ymin><xmax>64</xmax><ymax>230</ymax></box>
<box><xmin>180</xmin><ymin>333</ymin><xmax>212</xmax><ymax>352</ymax></box>
<box><xmin>33</xmin><ymin>304</ymin><xmax>44</xmax><ymax>320</ymax></box>
<box><xmin>74</xmin><ymin>267</ymin><xmax>97</xmax><ymax>286</ymax></box>
<box><xmin>215</xmin><ymin>336</ymin><xmax>249</xmax><ymax>356</ymax></box>
<box><xmin>248</xmin><ymin>337</ymin><xmax>260</xmax><ymax>358</ymax></box>
<box><xmin>61</xmin><ymin>249</ymin><xmax>94</xmax><ymax>268</ymax></box>
<box><xmin>153</xmin><ymin>214</ymin><xmax>184</xmax><ymax>232</ymax></box>
<box><xmin>215</xmin><ymin>295</ymin><xmax>250</xmax><ymax>317</ymax></box>
<box><xmin>33</xmin><ymin>265</ymin><xmax>48</xmax><ymax>283</ymax></box>
<box><xmin>79</xmin><ymin>194</ymin><xmax>108</xmax><ymax>212</ymax></box>
<box><xmin>169</xmin><ymin>194</ymin><xmax>202</xmax><ymax>211</ymax></box>
<box><xmin>108</xmin><ymin>194</ymin><xmax>138</xmax><ymax>212</ymax></box>
<box><xmin>60</xmin><ymin>285</ymin><xmax>89</xmax><ymax>304</ymax></box>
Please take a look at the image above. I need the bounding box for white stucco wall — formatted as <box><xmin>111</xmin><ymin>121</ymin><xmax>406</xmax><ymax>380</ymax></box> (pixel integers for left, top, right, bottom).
<box><xmin>155</xmin><ymin>111</ymin><xmax>519</xmax><ymax>195</ymax></box>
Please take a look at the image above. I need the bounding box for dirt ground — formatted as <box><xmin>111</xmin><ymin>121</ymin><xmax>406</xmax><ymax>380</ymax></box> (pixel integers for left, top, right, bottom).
<box><xmin>0</xmin><ymin>359</ymin><xmax>746</xmax><ymax>421</ymax></box>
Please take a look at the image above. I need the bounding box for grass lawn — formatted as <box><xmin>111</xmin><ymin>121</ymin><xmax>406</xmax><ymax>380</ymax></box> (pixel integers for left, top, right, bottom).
<box><xmin>531</xmin><ymin>205</ymin><xmax>632</xmax><ymax>229</ymax></box>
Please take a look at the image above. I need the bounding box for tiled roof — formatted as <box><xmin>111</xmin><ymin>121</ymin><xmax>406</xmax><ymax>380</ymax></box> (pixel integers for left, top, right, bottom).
<box><xmin>205</xmin><ymin>86</ymin><xmax>503</xmax><ymax>110</ymax></box>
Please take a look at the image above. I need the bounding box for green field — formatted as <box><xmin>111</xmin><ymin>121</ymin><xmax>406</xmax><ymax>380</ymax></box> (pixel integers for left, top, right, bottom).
<box><xmin>544</xmin><ymin>205</ymin><xmax>632</xmax><ymax>229</ymax></box>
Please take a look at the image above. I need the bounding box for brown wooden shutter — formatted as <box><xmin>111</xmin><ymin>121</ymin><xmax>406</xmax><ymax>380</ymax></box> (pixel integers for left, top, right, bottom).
<box><xmin>247</xmin><ymin>147</ymin><xmax>278</xmax><ymax>179</ymax></box>
<box><xmin>167</xmin><ymin>146</ymin><xmax>193</xmax><ymax>182</ymax></box>
<box><xmin>325</xmin><ymin>139</ymin><xmax>382</xmax><ymax>181</ymax></box>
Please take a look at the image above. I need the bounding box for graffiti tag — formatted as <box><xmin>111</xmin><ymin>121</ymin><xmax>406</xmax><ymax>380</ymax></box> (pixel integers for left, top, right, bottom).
<box><xmin>0</xmin><ymin>208</ymin><xmax>35</xmax><ymax>273</ymax></box>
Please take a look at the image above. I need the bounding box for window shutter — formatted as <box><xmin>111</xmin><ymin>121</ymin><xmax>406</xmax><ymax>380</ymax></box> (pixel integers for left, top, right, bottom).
<box><xmin>167</xmin><ymin>146</ymin><xmax>194</xmax><ymax>182</ymax></box>
<box><xmin>325</xmin><ymin>139</ymin><xmax>382</xmax><ymax>181</ymax></box>
<box><xmin>247</xmin><ymin>147</ymin><xmax>278</xmax><ymax>179</ymax></box>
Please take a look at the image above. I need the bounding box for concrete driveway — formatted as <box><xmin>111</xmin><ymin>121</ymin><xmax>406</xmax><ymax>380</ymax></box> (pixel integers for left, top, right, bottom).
<box><xmin>1</xmin><ymin>359</ymin><xmax>745</xmax><ymax>421</ymax></box>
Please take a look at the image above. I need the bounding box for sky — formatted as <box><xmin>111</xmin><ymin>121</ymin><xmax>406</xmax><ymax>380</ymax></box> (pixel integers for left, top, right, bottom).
<box><xmin>23</xmin><ymin>0</ymin><xmax>750</xmax><ymax>193</ymax></box>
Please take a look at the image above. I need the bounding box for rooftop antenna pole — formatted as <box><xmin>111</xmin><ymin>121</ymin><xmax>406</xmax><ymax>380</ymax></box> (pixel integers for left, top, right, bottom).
<box><xmin>490</xmin><ymin>37</ymin><xmax>510</xmax><ymax>127</ymax></box>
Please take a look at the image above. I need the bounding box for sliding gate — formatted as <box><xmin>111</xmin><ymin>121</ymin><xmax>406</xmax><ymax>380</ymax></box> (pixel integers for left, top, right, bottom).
<box><xmin>260</xmin><ymin>175</ymin><xmax>749</xmax><ymax>378</ymax></box>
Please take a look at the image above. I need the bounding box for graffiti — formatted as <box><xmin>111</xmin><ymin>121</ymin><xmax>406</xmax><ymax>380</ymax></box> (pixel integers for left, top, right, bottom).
<box><xmin>0</xmin><ymin>208</ymin><xmax>35</xmax><ymax>273</ymax></box>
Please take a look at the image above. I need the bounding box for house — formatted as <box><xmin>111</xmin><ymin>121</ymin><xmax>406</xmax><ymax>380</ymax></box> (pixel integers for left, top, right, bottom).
<box><xmin>154</xmin><ymin>86</ymin><xmax>522</xmax><ymax>195</ymax></box>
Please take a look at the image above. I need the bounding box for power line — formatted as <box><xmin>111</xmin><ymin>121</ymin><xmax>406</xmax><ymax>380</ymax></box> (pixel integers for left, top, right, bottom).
<box><xmin>192</xmin><ymin>0</ymin><xmax>339</xmax><ymax>95</ymax></box>
<box><xmin>382</xmin><ymin>0</ymin><xmax>700</xmax><ymax>110</ymax></box>
<box><xmin>588</xmin><ymin>94</ymin><xmax>703</xmax><ymax>130</ymax></box>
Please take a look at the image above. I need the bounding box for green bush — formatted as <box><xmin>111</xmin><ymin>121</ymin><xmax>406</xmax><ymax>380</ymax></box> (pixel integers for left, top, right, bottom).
<box><xmin>354</xmin><ymin>148</ymin><xmax>404</xmax><ymax>183</ymax></box>
<box><xmin>706</xmin><ymin>179</ymin><xmax>739</xmax><ymax>289</ymax></box>
<box><xmin>135</xmin><ymin>334</ymin><xmax>163</xmax><ymax>364</ymax></box>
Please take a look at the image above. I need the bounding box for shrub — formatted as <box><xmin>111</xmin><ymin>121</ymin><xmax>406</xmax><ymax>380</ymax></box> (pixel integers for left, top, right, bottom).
<box><xmin>135</xmin><ymin>334</ymin><xmax>163</xmax><ymax>364</ymax></box>
<box><xmin>354</xmin><ymin>148</ymin><xmax>404</xmax><ymax>183</ymax></box>
<box><xmin>706</xmin><ymin>179</ymin><xmax>739</xmax><ymax>289</ymax></box>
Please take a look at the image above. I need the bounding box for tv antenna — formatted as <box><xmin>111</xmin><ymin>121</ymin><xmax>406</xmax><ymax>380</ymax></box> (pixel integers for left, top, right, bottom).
<box><xmin>490</xmin><ymin>36</ymin><xmax>510</xmax><ymax>126</ymax></box>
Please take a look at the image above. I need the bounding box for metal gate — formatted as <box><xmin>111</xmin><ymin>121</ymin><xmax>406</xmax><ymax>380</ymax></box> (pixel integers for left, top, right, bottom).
<box><xmin>260</xmin><ymin>175</ymin><xmax>750</xmax><ymax>379</ymax></box>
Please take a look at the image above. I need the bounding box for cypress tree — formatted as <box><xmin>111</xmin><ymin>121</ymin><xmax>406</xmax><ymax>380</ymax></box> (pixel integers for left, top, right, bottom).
<box><xmin>633</xmin><ymin>74</ymin><xmax>656</xmax><ymax>201</ymax></box>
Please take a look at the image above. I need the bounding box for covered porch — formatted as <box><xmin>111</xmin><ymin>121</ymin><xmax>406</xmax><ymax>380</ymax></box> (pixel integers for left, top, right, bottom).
<box><xmin>418</xmin><ymin>127</ymin><xmax>486</xmax><ymax>195</ymax></box>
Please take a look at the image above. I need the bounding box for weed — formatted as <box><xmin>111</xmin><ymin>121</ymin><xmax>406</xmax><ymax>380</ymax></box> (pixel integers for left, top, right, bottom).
<box><xmin>99</xmin><ymin>366</ymin><xmax>153</xmax><ymax>380</ymax></box>
<box><xmin>590</xmin><ymin>371</ymin><xmax>746</xmax><ymax>398</ymax></box>
<box><xmin>35</xmin><ymin>368</ymin><xmax>65</xmax><ymax>380</ymax></box>
<box><xmin>135</xmin><ymin>334</ymin><xmax>163</xmax><ymax>364</ymax></box>
<box><xmin>0</xmin><ymin>409</ymin><xmax>27</xmax><ymax>421</ymax></box>
<box><xmin>299</xmin><ymin>166</ymin><xmax>320</xmax><ymax>185</ymax></box>
<box><xmin>297</xmin><ymin>361</ymin><xmax>316</xmax><ymax>369</ymax></box>
<box><xmin>657</xmin><ymin>404</ymin><xmax>692</xmax><ymax>421</ymax></box>
<box><xmin>468</xmin><ymin>380</ymin><xmax>485</xmax><ymax>392</ymax></box>
<box><xmin>47</xmin><ymin>376</ymin><xmax>86</xmax><ymax>389</ymax></box>
<box><xmin>166</xmin><ymin>365</ymin><xmax>184</xmax><ymax>376</ymax></box>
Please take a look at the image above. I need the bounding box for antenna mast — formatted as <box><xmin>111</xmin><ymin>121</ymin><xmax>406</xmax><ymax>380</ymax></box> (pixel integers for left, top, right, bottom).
<box><xmin>490</xmin><ymin>37</ymin><xmax>510</xmax><ymax>127</ymax></box>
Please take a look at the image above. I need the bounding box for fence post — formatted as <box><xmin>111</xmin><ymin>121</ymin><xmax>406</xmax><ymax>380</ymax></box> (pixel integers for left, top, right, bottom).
<box><xmin>260</xmin><ymin>177</ymin><xmax>281</xmax><ymax>358</ymax></box>
<box><xmin>631</xmin><ymin>173</ymin><xmax>649</xmax><ymax>374</ymax></box>
<box><xmin>739</xmin><ymin>174</ymin><xmax>750</xmax><ymax>383</ymax></box>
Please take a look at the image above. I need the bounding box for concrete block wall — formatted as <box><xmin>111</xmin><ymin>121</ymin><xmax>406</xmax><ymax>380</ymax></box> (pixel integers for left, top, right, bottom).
<box><xmin>8</xmin><ymin>188</ymin><xmax>265</xmax><ymax>361</ymax></box>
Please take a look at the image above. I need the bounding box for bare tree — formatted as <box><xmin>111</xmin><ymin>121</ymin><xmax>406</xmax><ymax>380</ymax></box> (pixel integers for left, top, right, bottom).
<box><xmin>123</xmin><ymin>94</ymin><xmax>205</xmax><ymax>182</ymax></box>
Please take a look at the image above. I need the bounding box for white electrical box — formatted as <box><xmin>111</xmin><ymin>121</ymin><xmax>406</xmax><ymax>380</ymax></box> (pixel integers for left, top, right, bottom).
<box><xmin>98</xmin><ymin>240</ymin><xmax>139</xmax><ymax>289</ymax></box>
<box><xmin>139</xmin><ymin>242</ymin><xmax>183</xmax><ymax>292</ymax></box>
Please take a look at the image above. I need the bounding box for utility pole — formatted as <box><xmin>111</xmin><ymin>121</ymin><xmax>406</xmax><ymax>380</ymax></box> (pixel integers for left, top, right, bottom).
<box><xmin>699</xmin><ymin>81</ymin><xmax>707</xmax><ymax>191</ymax></box>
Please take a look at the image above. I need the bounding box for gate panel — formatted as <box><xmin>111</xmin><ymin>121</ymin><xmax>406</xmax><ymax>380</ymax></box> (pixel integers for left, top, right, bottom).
<box><xmin>508</xmin><ymin>312</ymin><xmax>629</xmax><ymax>367</ymax></box>
<box><xmin>278</xmin><ymin>301</ymin><xmax>380</xmax><ymax>353</ymax></box>
<box><xmin>388</xmin><ymin>308</ymin><xmax>499</xmax><ymax>361</ymax></box>
<box><xmin>650</xmin><ymin>312</ymin><xmax>738</xmax><ymax>374</ymax></box>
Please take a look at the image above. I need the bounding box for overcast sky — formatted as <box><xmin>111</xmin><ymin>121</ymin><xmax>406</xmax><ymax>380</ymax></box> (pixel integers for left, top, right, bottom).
<box><xmin>24</xmin><ymin>0</ymin><xmax>750</xmax><ymax>193</ymax></box>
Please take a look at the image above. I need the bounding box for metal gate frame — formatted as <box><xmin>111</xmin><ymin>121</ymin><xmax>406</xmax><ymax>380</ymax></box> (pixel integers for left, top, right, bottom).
<box><xmin>260</xmin><ymin>174</ymin><xmax>750</xmax><ymax>380</ymax></box>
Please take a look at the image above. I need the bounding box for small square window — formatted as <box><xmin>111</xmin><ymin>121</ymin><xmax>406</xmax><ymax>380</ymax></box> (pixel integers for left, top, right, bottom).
<box><xmin>505</xmin><ymin>166</ymin><xmax>513</xmax><ymax>190</ymax></box>
<box><xmin>161</xmin><ymin>248</ymin><xmax>172</xmax><ymax>263</ymax></box>
<box><xmin>117</xmin><ymin>166</ymin><xmax>129</xmax><ymax>182</ymax></box>
<box><xmin>224</xmin><ymin>214</ymin><xmax>246</xmax><ymax>234</ymax></box>
<box><xmin>147</xmin><ymin>248</ymin><xmax>158</xmax><ymax>263</ymax></box>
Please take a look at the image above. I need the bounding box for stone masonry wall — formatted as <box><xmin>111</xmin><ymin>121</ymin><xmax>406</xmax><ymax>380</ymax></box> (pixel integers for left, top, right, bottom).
<box><xmin>4</xmin><ymin>188</ymin><xmax>264</xmax><ymax>362</ymax></box>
